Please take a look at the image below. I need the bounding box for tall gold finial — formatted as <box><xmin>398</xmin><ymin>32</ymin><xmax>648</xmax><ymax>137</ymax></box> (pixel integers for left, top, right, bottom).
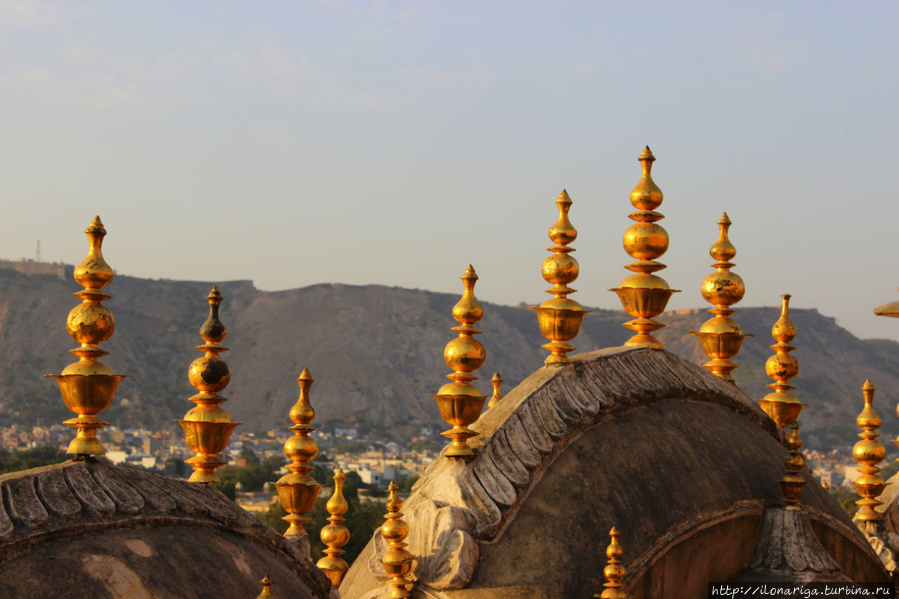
<box><xmin>381</xmin><ymin>481</ymin><xmax>413</xmax><ymax>599</ymax></box>
<box><xmin>317</xmin><ymin>468</ymin><xmax>350</xmax><ymax>587</ymax></box>
<box><xmin>177</xmin><ymin>287</ymin><xmax>241</xmax><ymax>483</ymax></box>
<box><xmin>690</xmin><ymin>213</ymin><xmax>751</xmax><ymax>381</ymax></box>
<box><xmin>47</xmin><ymin>216</ymin><xmax>127</xmax><ymax>456</ymax></box>
<box><xmin>488</xmin><ymin>372</ymin><xmax>503</xmax><ymax>409</ymax></box>
<box><xmin>610</xmin><ymin>147</ymin><xmax>679</xmax><ymax>348</ymax></box>
<box><xmin>594</xmin><ymin>527</ymin><xmax>626</xmax><ymax>599</ymax></box>
<box><xmin>758</xmin><ymin>295</ymin><xmax>807</xmax><ymax>509</ymax></box>
<box><xmin>533</xmin><ymin>190</ymin><xmax>589</xmax><ymax>364</ymax></box>
<box><xmin>433</xmin><ymin>266</ymin><xmax>487</xmax><ymax>458</ymax></box>
<box><xmin>275</xmin><ymin>368</ymin><xmax>323</xmax><ymax>539</ymax></box>
<box><xmin>855</xmin><ymin>379</ymin><xmax>886</xmax><ymax>524</ymax></box>
<box><xmin>256</xmin><ymin>576</ymin><xmax>273</xmax><ymax>599</ymax></box>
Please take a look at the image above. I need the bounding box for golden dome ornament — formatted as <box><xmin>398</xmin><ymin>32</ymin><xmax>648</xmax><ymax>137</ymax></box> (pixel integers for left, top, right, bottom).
<box><xmin>533</xmin><ymin>190</ymin><xmax>589</xmax><ymax>364</ymax></box>
<box><xmin>381</xmin><ymin>481</ymin><xmax>413</xmax><ymax>599</ymax></box>
<box><xmin>433</xmin><ymin>266</ymin><xmax>488</xmax><ymax>459</ymax></box>
<box><xmin>594</xmin><ymin>527</ymin><xmax>626</xmax><ymax>599</ymax></box>
<box><xmin>488</xmin><ymin>372</ymin><xmax>503</xmax><ymax>409</ymax></box>
<box><xmin>610</xmin><ymin>147</ymin><xmax>679</xmax><ymax>349</ymax></box>
<box><xmin>690</xmin><ymin>213</ymin><xmax>751</xmax><ymax>382</ymax></box>
<box><xmin>275</xmin><ymin>368</ymin><xmax>323</xmax><ymax>540</ymax></box>
<box><xmin>256</xmin><ymin>576</ymin><xmax>273</xmax><ymax>599</ymax></box>
<box><xmin>317</xmin><ymin>468</ymin><xmax>350</xmax><ymax>587</ymax></box>
<box><xmin>46</xmin><ymin>216</ymin><xmax>128</xmax><ymax>457</ymax></box>
<box><xmin>177</xmin><ymin>287</ymin><xmax>242</xmax><ymax>483</ymax></box>
<box><xmin>855</xmin><ymin>379</ymin><xmax>886</xmax><ymax>524</ymax></box>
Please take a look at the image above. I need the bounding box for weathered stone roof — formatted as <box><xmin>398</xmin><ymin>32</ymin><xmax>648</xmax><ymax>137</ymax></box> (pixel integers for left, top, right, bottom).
<box><xmin>0</xmin><ymin>458</ymin><xmax>332</xmax><ymax>598</ymax></box>
<box><xmin>342</xmin><ymin>347</ymin><xmax>886</xmax><ymax>598</ymax></box>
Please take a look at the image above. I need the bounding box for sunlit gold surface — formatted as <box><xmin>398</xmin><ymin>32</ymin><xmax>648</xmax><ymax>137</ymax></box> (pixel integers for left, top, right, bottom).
<box><xmin>532</xmin><ymin>190</ymin><xmax>589</xmax><ymax>364</ymax></box>
<box><xmin>256</xmin><ymin>576</ymin><xmax>273</xmax><ymax>599</ymax></box>
<box><xmin>45</xmin><ymin>216</ymin><xmax>128</xmax><ymax>456</ymax></box>
<box><xmin>595</xmin><ymin>527</ymin><xmax>626</xmax><ymax>599</ymax></box>
<box><xmin>855</xmin><ymin>380</ymin><xmax>886</xmax><ymax>523</ymax></box>
<box><xmin>488</xmin><ymin>372</ymin><xmax>503</xmax><ymax>409</ymax></box>
<box><xmin>757</xmin><ymin>295</ymin><xmax>807</xmax><ymax>509</ymax></box>
<box><xmin>177</xmin><ymin>287</ymin><xmax>242</xmax><ymax>483</ymax></box>
<box><xmin>276</xmin><ymin>368</ymin><xmax>323</xmax><ymax>538</ymax></box>
<box><xmin>689</xmin><ymin>213</ymin><xmax>750</xmax><ymax>381</ymax></box>
<box><xmin>433</xmin><ymin>266</ymin><xmax>487</xmax><ymax>458</ymax></box>
<box><xmin>381</xmin><ymin>481</ymin><xmax>413</xmax><ymax>599</ymax></box>
<box><xmin>609</xmin><ymin>147</ymin><xmax>679</xmax><ymax>348</ymax></box>
<box><xmin>317</xmin><ymin>468</ymin><xmax>350</xmax><ymax>587</ymax></box>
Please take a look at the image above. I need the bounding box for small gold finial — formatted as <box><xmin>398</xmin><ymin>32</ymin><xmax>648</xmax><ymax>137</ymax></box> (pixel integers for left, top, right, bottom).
<box><xmin>488</xmin><ymin>372</ymin><xmax>503</xmax><ymax>409</ymax></box>
<box><xmin>275</xmin><ymin>368</ymin><xmax>324</xmax><ymax>539</ymax></box>
<box><xmin>758</xmin><ymin>295</ymin><xmax>807</xmax><ymax>509</ymax></box>
<box><xmin>47</xmin><ymin>216</ymin><xmax>128</xmax><ymax>456</ymax></box>
<box><xmin>381</xmin><ymin>481</ymin><xmax>413</xmax><ymax>599</ymax></box>
<box><xmin>690</xmin><ymin>213</ymin><xmax>751</xmax><ymax>381</ymax></box>
<box><xmin>533</xmin><ymin>190</ymin><xmax>590</xmax><ymax>364</ymax></box>
<box><xmin>433</xmin><ymin>266</ymin><xmax>487</xmax><ymax>458</ymax></box>
<box><xmin>256</xmin><ymin>576</ymin><xmax>273</xmax><ymax>599</ymax></box>
<box><xmin>855</xmin><ymin>379</ymin><xmax>886</xmax><ymax>524</ymax></box>
<box><xmin>594</xmin><ymin>527</ymin><xmax>626</xmax><ymax>599</ymax></box>
<box><xmin>177</xmin><ymin>287</ymin><xmax>241</xmax><ymax>483</ymax></box>
<box><xmin>317</xmin><ymin>469</ymin><xmax>350</xmax><ymax>587</ymax></box>
<box><xmin>610</xmin><ymin>147</ymin><xmax>679</xmax><ymax>348</ymax></box>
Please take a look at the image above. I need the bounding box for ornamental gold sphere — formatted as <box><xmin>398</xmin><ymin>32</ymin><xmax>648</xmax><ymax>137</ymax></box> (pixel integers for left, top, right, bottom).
<box><xmin>284</xmin><ymin>434</ymin><xmax>319</xmax><ymax>463</ymax></box>
<box><xmin>766</xmin><ymin>354</ymin><xmax>798</xmax><ymax>381</ymax></box>
<box><xmin>542</xmin><ymin>254</ymin><xmax>579</xmax><ymax>284</ymax></box>
<box><xmin>188</xmin><ymin>355</ymin><xmax>231</xmax><ymax>392</ymax></box>
<box><xmin>66</xmin><ymin>303</ymin><xmax>115</xmax><ymax>345</ymax></box>
<box><xmin>854</xmin><ymin>439</ymin><xmax>887</xmax><ymax>465</ymax></box>
<box><xmin>381</xmin><ymin>518</ymin><xmax>410</xmax><ymax>543</ymax></box>
<box><xmin>444</xmin><ymin>336</ymin><xmax>485</xmax><ymax>374</ymax></box>
<box><xmin>700</xmin><ymin>271</ymin><xmax>745</xmax><ymax>307</ymax></box>
<box><xmin>622</xmin><ymin>222</ymin><xmax>669</xmax><ymax>260</ymax></box>
<box><xmin>183</xmin><ymin>404</ymin><xmax>233</xmax><ymax>423</ymax></box>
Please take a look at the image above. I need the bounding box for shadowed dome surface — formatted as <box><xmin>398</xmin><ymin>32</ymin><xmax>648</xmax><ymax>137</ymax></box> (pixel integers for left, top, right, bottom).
<box><xmin>0</xmin><ymin>459</ymin><xmax>332</xmax><ymax>599</ymax></box>
<box><xmin>342</xmin><ymin>347</ymin><xmax>887</xmax><ymax>598</ymax></box>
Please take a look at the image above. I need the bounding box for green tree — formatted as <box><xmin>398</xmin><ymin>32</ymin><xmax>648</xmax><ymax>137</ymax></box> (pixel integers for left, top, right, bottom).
<box><xmin>0</xmin><ymin>447</ymin><xmax>67</xmax><ymax>474</ymax></box>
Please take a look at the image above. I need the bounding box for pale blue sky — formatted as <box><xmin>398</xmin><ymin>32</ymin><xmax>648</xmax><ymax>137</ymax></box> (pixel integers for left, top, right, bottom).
<box><xmin>2</xmin><ymin>1</ymin><xmax>898</xmax><ymax>340</ymax></box>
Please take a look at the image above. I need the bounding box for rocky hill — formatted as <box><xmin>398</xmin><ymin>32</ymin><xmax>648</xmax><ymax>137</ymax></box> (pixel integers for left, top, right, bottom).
<box><xmin>1</xmin><ymin>266</ymin><xmax>898</xmax><ymax>449</ymax></box>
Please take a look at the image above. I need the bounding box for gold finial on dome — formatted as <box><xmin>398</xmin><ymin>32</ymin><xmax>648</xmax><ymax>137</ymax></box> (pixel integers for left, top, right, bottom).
<box><xmin>690</xmin><ymin>213</ymin><xmax>751</xmax><ymax>381</ymax></box>
<box><xmin>610</xmin><ymin>147</ymin><xmax>679</xmax><ymax>348</ymax></box>
<box><xmin>47</xmin><ymin>216</ymin><xmax>128</xmax><ymax>456</ymax></box>
<box><xmin>594</xmin><ymin>527</ymin><xmax>626</xmax><ymax>599</ymax></box>
<box><xmin>177</xmin><ymin>287</ymin><xmax>241</xmax><ymax>483</ymax></box>
<box><xmin>275</xmin><ymin>368</ymin><xmax>323</xmax><ymax>539</ymax></box>
<box><xmin>758</xmin><ymin>295</ymin><xmax>808</xmax><ymax>509</ymax></box>
<box><xmin>488</xmin><ymin>372</ymin><xmax>503</xmax><ymax>409</ymax></box>
<box><xmin>433</xmin><ymin>266</ymin><xmax>487</xmax><ymax>458</ymax></box>
<box><xmin>256</xmin><ymin>576</ymin><xmax>273</xmax><ymax>599</ymax></box>
<box><xmin>381</xmin><ymin>481</ymin><xmax>413</xmax><ymax>599</ymax></box>
<box><xmin>317</xmin><ymin>468</ymin><xmax>350</xmax><ymax>587</ymax></box>
<box><xmin>533</xmin><ymin>190</ymin><xmax>589</xmax><ymax>364</ymax></box>
<box><xmin>855</xmin><ymin>379</ymin><xmax>886</xmax><ymax>524</ymax></box>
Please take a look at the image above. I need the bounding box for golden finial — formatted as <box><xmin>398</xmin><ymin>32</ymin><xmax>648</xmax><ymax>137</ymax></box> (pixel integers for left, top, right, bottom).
<box><xmin>610</xmin><ymin>147</ymin><xmax>679</xmax><ymax>348</ymax></box>
<box><xmin>594</xmin><ymin>527</ymin><xmax>626</xmax><ymax>599</ymax></box>
<box><xmin>256</xmin><ymin>576</ymin><xmax>273</xmax><ymax>599</ymax></box>
<box><xmin>533</xmin><ymin>190</ymin><xmax>590</xmax><ymax>364</ymax></box>
<box><xmin>433</xmin><ymin>266</ymin><xmax>487</xmax><ymax>458</ymax></box>
<box><xmin>46</xmin><ymin>216</ymin><xmax>128</xmax><ymax>456</ymax></box>
<box><xmin>381</xmin><ymin>481</ymin><xmax>413</xmax><ymax>599</ymax></box>
<box><xmin>488</xmin><ymin>372</ymin><xmax>503</xmax><ymax>409</ymax></box>
<box><xmin>758</xmin><ymin>295</ymin><xmax>807</xmax><ymax>509</ymax></box>
<box><xmin>855</xmin><ymin>379</ymin><xmax>886</xmax><ymax>523</ymax></box>
<box><xmin>689</xmin><ymin>213</ymin><xmax>751</xmax><ymax>381</ymax></box>
<box><xmin>275</xmin><ymin>368</ymin><xmax>323</xmax><ymax>539</ymax></box>
<box><xmin>317</xmin><ymin>468</ymin><xmax>350</xmax><ymax>587</ymax></box>
<box><xmin>177</xmin><ymin>287</ymin><xmax>241</xmax><ymax>483</ymax></box>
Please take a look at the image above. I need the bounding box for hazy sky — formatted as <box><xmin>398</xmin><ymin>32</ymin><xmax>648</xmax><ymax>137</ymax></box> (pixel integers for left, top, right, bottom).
<box><xmin>2</xmin><ymin>1</ymin><xmax>898</xmax><ymax>342</ymax></box>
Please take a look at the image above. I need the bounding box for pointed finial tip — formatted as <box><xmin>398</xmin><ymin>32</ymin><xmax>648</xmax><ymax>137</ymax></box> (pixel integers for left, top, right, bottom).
<box><xmin>782</xmin><ymin>293</ymin><xmax>791</xmax><ymax>301</ymax></box>
<box><xmin>388</xmin><ymin>480</ymin><xmax>398</xmax><ymax>492</ymax></box>
<box><xmin>863</xmin><ymin>378</ymin><xmax>875</xmax><ymax>389</ymax></box>
<box><xmin>557</xmin><ymin>189</ymin><xmax>572</xmax><ymax>203</ymax></box>
<box><xmin>86</xmin><ymin>215</ymin><xmax>106</xmax><ymax>234</ymax></box>
<box><xmin>609</xmin><ymin>526</ymin><xmax>618</xmax><ymax>535</ymax></box>
<box><xmin>719</xmin><ymin>212</ymin><xmax>731</xmax><ymax>224</ymax></box>
<box><xmin>298</xmin><ymin>367</ymin><xmax>312</xmax><ymax>381</ymax></box>
<box><xmin>462</xmin><ymin>265</ymin><xmax>478</xmax><ymax>280</ymax></box>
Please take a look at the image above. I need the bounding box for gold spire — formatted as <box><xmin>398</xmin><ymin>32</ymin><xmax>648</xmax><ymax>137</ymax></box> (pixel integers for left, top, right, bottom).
<box><xmin>533</xmin><ymin>190</ymin><xmax>589</xmax><ymax>364</ymax></box>
<box><xmin>594</xmin><ymin>527</ymin><xmax>626</xmax><ymax>599</ymax></box>
<box><xmin>488</xmin><ymin>372</ymin><xmax>503</xmax><ymax>409</ymax></box>
<box><xmin>689</xmin><ymin>213</ymin><xmax>750</xmax><ymax>381</ymax></box>
<box><xmin>317</xmin><ymin>468</ymin><xmax>350</xmax><ymax>587</ymax></box>
<box><xmin>855</xmin><ymin>379</ymin><xmax>886</xmax><ymax>523</ymax></box>
<box><xmin>275</xmin><ymin>368</ymin><xmax>323</xmax><ymax>538</ymax></box>
<box><xmin>433</xmin><ymin>266</ymin><xmax>487</xmax><ymax>458</ymax></box>
<box><xmin>610</xmin><ymin>147</ymin><xmax>679</xmax><ymax>348</ymax></box>
<box><xmin>758</xmin><ymin>295</ymin><xmax>807</xmax><ymax>509</ymax></box>
<box><xmin>256</xmin><ymin>576</ymin><xmax>273</xmax><ymax>599</ymax></box>
<box><xmin>177</xmin><ymin>287</ymin><xmax>241</xmax><ymax>483</ymax></box>
<box><xmin>47</xmin><ymin>216</ymin><xmax>127</xmax><ymax>456</ymax></box>
<box><xmin>381</xmin><ymin>481</ymin><xmax>413</xmax><ymax>599</ymax></box>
